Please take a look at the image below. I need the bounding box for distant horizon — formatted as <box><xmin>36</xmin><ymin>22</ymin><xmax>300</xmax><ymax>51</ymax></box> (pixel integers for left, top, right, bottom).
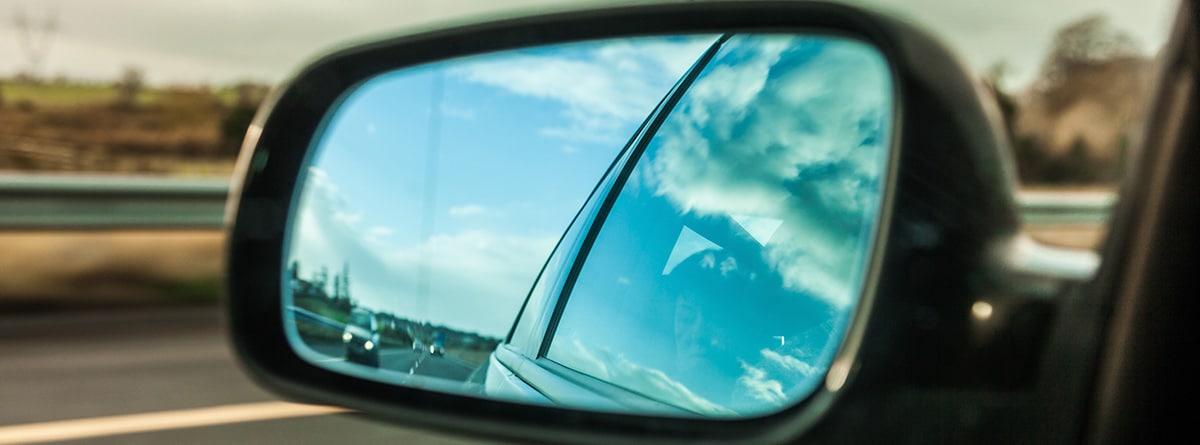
<box><xmin>1</xmin><ymin>72</ymin><xmax>273</xmax><ymax>89</ymax></box>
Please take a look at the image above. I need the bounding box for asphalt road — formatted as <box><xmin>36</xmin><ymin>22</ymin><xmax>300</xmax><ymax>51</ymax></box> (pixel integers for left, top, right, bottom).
<box><xmin>0</xmin><ymin>305</ymin><xmax>504</xmax><ymax>444</ymax></box>
<box><xmin>303</xmin><ymin>340</ymin><xmax>476</xmax><ymax>382</ymax></box>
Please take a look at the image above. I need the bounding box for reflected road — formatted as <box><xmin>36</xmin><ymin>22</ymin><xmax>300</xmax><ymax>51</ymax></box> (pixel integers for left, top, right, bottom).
<box><xmin>305</xmin><ymin>343</ymin><xmax>476</xmax><ymax>381</ymax></box>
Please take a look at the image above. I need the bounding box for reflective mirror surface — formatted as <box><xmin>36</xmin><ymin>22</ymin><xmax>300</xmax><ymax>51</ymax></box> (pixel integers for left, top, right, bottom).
<box><xmin>283</xmin><ymin>33</ymin><xmax>894</xmax><ymax>417</ymax></box>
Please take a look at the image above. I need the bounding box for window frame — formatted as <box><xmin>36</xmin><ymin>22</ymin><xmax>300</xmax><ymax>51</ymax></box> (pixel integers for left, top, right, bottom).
<box><xmin>503</xmin><ymin>35</ymin><xmax>727</xmax><ymax>360</ymax></box>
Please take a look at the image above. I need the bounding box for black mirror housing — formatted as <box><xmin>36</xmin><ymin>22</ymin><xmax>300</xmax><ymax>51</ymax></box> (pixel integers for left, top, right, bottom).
<box><xmin>226</xmin><ymin>2</ymin><xmax>1046</xmax><ymax>443</ymax></box>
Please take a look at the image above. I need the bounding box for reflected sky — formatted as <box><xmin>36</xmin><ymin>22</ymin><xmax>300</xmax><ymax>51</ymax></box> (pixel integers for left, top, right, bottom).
<box><xmin>286</xmin><ymin>35</ymin><xmax>716</xmax><ymax>337</ymax></box>
<box><xmin>547</xmin><ymin>35</ymin><xmax>893</xmax><ymax>415</ymax></box>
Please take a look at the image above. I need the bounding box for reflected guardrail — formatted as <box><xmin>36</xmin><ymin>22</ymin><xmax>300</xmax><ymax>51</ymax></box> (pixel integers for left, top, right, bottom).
<box><xmin>0</xmin><ymin>175</ymin><xmax>229</xmax><ymax>229</ymax></box>
<box><xmin>289</xmin><ymin>306</ymin><xmax>346</xmax><ymax>332</ymax></box>
<box><xmin>0</xmin><ymin>175</ymin><xmax>1115</xmax><ymax>230</ymax></box>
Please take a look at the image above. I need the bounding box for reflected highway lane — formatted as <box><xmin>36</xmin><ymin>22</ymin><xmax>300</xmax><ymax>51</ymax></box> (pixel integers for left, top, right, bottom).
<box><xmin>0</xmin><ymin>306</ymin><xmax>500</xmax><ymax>444</ymax></box>
<box><xmin>306</xmin><ymin>342</ymin><xmax>476</xmax><ymax>381</ymax></box>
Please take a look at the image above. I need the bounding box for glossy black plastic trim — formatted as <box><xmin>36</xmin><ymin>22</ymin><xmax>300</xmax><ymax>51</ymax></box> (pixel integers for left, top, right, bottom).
<box><xmin>226</xmin><ymin>1</ymin><xmax>1025</xmax><ymax>444</ymax></box>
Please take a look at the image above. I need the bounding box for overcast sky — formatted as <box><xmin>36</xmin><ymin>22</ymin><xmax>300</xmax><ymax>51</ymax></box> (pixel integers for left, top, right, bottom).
<box><xmin>0</xmin><ymin>0</ymin><xmax>1178</xmax><ymax>89</ymax></box>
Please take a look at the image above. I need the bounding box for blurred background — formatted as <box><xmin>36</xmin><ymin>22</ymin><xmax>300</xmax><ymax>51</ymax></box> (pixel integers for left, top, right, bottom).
<box><xmin>0</xmin><ymin>0</ymin><xmax>1176</xmax><ymax>443</ymax></box>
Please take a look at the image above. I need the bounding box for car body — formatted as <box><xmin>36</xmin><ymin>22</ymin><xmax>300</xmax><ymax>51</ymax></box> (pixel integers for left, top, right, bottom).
<box><xmin>430</xmin><ymin>332</ymin><xmax>445</xmax><ymax>357</ymax></box>
<box><xmin>342</xmin><ymin>307</ymin><xmax>380</xmax><ymax>367</ymax></box>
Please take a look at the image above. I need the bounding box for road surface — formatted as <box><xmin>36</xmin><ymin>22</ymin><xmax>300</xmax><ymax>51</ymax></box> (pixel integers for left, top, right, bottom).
<box><xmin>303</xmin><ymin>341</ymin><xmax>476</xmax><ymax>381</ymax></box>
<box><xmin>0</xmin><ymin>305</ymin><xmax>505</xmax><ymax>444</ymax></box>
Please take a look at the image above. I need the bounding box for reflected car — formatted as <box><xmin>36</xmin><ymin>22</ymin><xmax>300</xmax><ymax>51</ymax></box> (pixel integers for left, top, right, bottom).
<box><xmin>412</xmin><ymin>339</ymin><xmax>425</xmax><ymax>352</ymax></box>
<box><xmin>430</xmin><ymin>332</ymin><xmax>446</xmax><ymax>356</ymax></box>
<box><xmin>342</xmin><ymin>308</ymin><xmax>380</xmax><ymax>367</ymax></box>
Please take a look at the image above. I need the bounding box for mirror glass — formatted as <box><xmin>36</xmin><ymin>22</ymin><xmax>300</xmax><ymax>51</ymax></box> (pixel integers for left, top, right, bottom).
<box><xmin>283</xmin><ymin>33</ymin><xmax>894</xmax><ymax>418</ymax></box>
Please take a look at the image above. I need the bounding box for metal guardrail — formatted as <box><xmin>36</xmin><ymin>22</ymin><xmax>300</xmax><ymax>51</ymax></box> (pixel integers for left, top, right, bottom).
<box><xmin>0</xmin><ymin>175</ymin><xmax>230</xmax><ymax>229</ymax></box>
<box><xmin>0</xmin><ymin>175</ymin><xmax>1115</xmax><ymax>230</ymax></box>
<box><xmin>1016</xmin><ymin>190</ymin><xmax>1115</xmax><ymax>226</ymax></box>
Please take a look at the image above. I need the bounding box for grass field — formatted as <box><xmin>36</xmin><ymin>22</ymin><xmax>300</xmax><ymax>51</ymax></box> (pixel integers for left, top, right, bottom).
<box><xmin>3</xmin><ymin>81</ymin><xmax>256</xmax><ymax>108</ymax></box>
<box><xmin>1</xmin><ymin>79</ymin><xmax>266</xmax><ymax>177</ymax></box>
<box><xmin>4</xmin><ymin>82</ymin><xmax>128</xmax><ymax>105</ymax></box>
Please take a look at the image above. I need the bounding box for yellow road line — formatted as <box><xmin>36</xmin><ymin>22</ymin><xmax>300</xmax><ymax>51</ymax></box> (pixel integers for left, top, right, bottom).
<box><xmin>0</xmin><ymin>401</ymin><xmax>349</xmax><ymax>444</ymax></box>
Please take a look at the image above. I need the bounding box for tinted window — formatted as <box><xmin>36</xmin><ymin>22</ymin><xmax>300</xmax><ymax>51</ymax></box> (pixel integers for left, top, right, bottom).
<box><xmin>544</xmin><ymin>34</ymin><xmax>894</xmax><ymax>416</ymax></box>
<box><xmin>350</xmin><ymin>311</ymin><xmax>374</xmax><ymax>329</ymax></box>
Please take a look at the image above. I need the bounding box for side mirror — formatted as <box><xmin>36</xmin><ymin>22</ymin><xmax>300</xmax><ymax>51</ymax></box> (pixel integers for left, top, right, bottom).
<box><xmin>226</xmin><ymin>2</ymin><xmax>1093</xmax><ymax>443</ymax></box>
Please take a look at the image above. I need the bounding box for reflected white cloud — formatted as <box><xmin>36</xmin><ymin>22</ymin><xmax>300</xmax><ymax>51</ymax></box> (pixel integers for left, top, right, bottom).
<box><xmin>736</xmin><ymin>363</ymin><xmax>786</xmax><ymax>405</ymax></box>
<box><xmin>453</xmin><ymin>37</ymin><xmax>716</xmax><ymax>144</ymax></box>
<box><xmin>641</xmin><ymin>36</ymin><xmax>891</xmax><ymax>308</ymax></box>
<box><xmin>733</xmin><ymin>349</ymin><xmax>825</xmax><ymax>408</ymax></box>
<box><xmin>291</xmin><ymin>168</ymin><xmax>555</xmax><ymax>336</ymax></box>
<box><xmin>541</xmin><ymin>35</ymin><xmax>887</xmax><ymax>418</ymax></box>
<box><xmin>760</xmin><ymin>349</ymin><xmax>820</xmax><ymax>377</ymax></box>
<box><xmin>553</xmin><ymin>337</ymin><xmax>735</xmax><ymax>416</ymax></box>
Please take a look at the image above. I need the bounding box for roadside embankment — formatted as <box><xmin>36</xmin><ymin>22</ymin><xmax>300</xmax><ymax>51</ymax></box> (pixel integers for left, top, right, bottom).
<box><xmin>0</xmin><ymin>230</ymin><xmax>224</xmax><ymax>307</ymax></box>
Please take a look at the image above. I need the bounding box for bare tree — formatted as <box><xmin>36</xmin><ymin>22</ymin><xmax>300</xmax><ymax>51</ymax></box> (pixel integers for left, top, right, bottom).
<box><xmin>1035</xmin><ymin>14</ymin><xmax>1140</xmax><ymax>93</ymax></box>
<box><xmin>1016</xmin><ymin>13</ymin><xmax>1148</xmax><ymax>185</ymax></box>
<box><xmin>12</xmin><ymin>7</ymin><xmax>58</xmax><ymax>82</ymax></box>
<box><xmin>234</xmin><ymin>82</ymin><xmax>264</xmax><ymax>108</ymax></box>
<box><xmin>114</xmin><ymin>66</ymin><xmax>144</xmax><ymax>109</ymax></box>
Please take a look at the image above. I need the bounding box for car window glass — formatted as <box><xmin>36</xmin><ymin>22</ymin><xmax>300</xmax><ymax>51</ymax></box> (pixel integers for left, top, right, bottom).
<box><xmin>350</xmin><ymin>311</ymin><xmax>372</xmax><ymax>329</ymax></box>
<box><xmin>545</xmin><ymin>34</ymin><xmax>894</xmax><ymax>416</ymax></box>
<box><xmin>509</xmin><ymin>74</ymin><xmax>688</xmax><ymax>354</ymax></box>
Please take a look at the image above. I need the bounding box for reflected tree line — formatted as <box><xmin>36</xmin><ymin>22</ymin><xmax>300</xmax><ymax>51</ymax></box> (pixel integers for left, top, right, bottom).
<box><xmin>288</xmin><ymin>260</ymin><xmax>502</xmax><ymax>367</ymax></box>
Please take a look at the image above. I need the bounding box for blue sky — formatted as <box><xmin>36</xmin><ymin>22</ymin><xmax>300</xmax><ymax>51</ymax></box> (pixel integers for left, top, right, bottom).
<box><xmin>287</xmin><ymin>35</ymin><xmax>717</xmax><ymax>337</ymax></box>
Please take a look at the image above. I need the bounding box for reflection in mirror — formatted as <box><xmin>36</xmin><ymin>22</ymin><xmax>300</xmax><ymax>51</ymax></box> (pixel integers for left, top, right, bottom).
<box><xmin>283</xmin><ymin>33</ymin><xmax>894</xmax><ymax>418</ymax></box>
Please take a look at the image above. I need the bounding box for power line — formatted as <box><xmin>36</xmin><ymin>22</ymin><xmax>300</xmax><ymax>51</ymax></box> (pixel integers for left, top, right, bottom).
<box><xmin>12</xmin><ymin>6</ymin><xmax>59</xmax><ymax>80</ymax></box>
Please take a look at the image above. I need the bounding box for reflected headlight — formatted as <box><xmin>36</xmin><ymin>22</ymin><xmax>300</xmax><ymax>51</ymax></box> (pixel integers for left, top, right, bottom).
<box><xmin>342</xmin><ymin>332</ymin><xmax>353</xmax><ymax>342</ymax></box>
<box><xmin>363</xmin><ymin>340</ymin><xmax>375</xmax><ymax>351</ymax></box>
